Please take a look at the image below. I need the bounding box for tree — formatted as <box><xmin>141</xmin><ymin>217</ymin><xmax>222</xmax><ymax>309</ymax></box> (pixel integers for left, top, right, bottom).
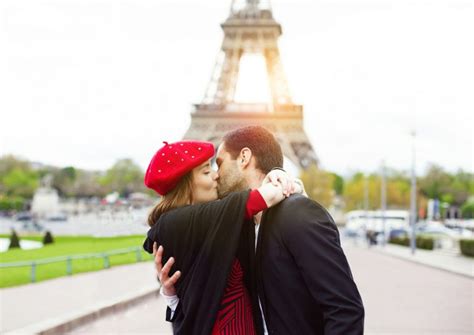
<box><xmin>300</xmin><ymin>164</ymin><xmax>335</xmax><ymax>208</ymax></box>
<box><xmin>0</xmin><ymin>155</ymin><xmax>39</xmax><ymax>198</ymax></box>
<box><xmin>331</xmin><ymin>173</ymin><xmax>344</xmax><ymax>195</ymax></box>
<box><xmin>2</xmin><ymin>168</ymin><xmax>39</xmax><ymax>198</ymax></box>
<box><xmin>100</xmin><ymin>159</ymin><xmax>146</xmax><ymax>197</ymax></box>
<box><xmin>461</xmin><ymin>197</ymin><xmax>474</xmax><ymax>219</ymax></box>
<box><xmin>419</xmin><ymin>165</ymin><xmax>473</xmax><ymax>207</ymax></box>
<box><xmin>73</xmin><ymin>170</ymin><xmax>106</xmax><ymax>198</ymax></box>
<box><xmin>52</xmin><ymin>166</ymin><xmax>77</xmax><ymax>197</ymax></box>
<box><xmin>419</xmin><ymin>164</ymin><xmax>452</xmax><ymax>200</ymax></box>
<box><xmin>343</xmin><ymin>171</ymin><xmax>412</xmax><ymax>211</ymax></box>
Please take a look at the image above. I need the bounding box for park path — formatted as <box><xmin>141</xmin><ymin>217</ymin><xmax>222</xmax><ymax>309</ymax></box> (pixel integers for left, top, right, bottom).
<box><xmin>1</xmin><ymin>244</ymin><xmax>472</xmax><ymax>334</ymax></box>
<box><xmin>71</xmin><ymin>246</ymin><xmax>473</xmax><ymax>335</ymax></box>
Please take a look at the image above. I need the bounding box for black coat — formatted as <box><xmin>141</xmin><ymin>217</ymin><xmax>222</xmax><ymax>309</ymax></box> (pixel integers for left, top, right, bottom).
<box><xmin>143</xmin><ymin>191</ymin><xmax>263</xmax><ymax>335</ymax></box>
<box><xmin>256</xmin><ymin>194</ymin><xmax>365</xmax><ymax>334</ymax></box>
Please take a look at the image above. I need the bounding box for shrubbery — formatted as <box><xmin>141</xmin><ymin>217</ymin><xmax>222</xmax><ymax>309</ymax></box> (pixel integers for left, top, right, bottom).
<box><xmin>389</xmin><ymin>235</ymin><xmax>434</xmax><ymax>250</ymax></box>
<box><xmin>389</xmin><ymin>236</ymin><xmax>410</xmax><ymax>247</ymax></box>
<box><xmin>9</xmin><ymin>230</ymin><xmax>20</xmax><ymax>249</ymax></box>
<box><xmin>0</xmin><ymin>196</ymin><xmax>25</xmax><ymax>211</ymax></box>
<box><xmin>459</xmin><ymin>239</ymin><xmax>474</xmax><ymax>257</ymax></box>
<box><xmin>43</xmin><ymin>231</ymin><xmax>54</xmax><ymax>245</ymax></box>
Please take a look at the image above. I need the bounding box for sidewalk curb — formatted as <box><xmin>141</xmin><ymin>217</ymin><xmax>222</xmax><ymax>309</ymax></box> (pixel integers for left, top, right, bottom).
<box><xmin>5</xmin><ymin>284</ymin><xmax>160</xmax><ymax>335</ymax></box>
<box><xmin>371</xmin><ymin>248</ymin><xmax>474</xmax><ymax>280</ymax></box>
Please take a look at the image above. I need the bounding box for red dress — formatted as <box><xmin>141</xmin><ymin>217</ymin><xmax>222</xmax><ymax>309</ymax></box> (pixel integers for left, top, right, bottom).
<box><xmin>211</xmin><ymin>190</ymin><xmax>267</xmax><ymax>335</ymax></box>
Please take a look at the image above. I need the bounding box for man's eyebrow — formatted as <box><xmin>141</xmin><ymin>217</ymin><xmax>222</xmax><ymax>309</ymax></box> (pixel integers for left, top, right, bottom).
<box><xmin>215</xmin><ymin>158</ymin><xmax>222</xmax><ymax>166</ymax></box>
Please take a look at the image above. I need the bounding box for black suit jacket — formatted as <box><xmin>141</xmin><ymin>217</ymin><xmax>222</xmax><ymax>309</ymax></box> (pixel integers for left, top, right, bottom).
<box><xmin>256</xmin><ymin>194</ymin><xmax>364</xmax><ymax>334</ymax></box>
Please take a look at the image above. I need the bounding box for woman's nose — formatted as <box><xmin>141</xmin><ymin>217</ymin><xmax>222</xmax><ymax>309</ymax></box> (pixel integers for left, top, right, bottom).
<box><xmin>213</xmin><ymin>171</ymin><xmax>219</xmax><ymax>180</ymax></box>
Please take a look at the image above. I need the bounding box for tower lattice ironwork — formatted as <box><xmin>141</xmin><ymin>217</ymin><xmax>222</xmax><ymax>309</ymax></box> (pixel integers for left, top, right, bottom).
<box><xmin>183</xmin><ymin>0</ymin><xmax>318</xmax><ymax>169</ymax></box>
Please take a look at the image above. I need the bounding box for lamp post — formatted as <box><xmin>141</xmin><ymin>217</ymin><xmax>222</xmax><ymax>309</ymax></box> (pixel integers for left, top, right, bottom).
<box><xmin>410</xmin><ymin>131</ymin><xmax>417</xmax><ymax>255</ymax></box>
<box><xmin>381</xmin><ymin>161</ymin><xmax>387</xmax><ymax>247</ymax></box>
<box><xmin>364</xmin><ymin>174</ymin><xmax>369</xmax><ymax>247</ymax></box>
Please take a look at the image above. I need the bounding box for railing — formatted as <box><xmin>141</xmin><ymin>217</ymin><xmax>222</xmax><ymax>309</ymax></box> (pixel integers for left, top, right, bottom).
<box><xmin>0</xmin><ymin>247</ymin><xmax>150</xmax><ymax>283</ymax></box>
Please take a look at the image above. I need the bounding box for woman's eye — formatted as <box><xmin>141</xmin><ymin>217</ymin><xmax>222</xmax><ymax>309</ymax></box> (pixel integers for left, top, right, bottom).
<box><xmin>204</xmin><ymin>171</ymin><xmax>210</xmax><ymax>175</ymax></box>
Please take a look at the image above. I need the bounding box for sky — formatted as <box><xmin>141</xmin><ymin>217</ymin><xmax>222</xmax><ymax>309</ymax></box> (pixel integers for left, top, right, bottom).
<box><xmin>1</xmin><ymin>0</ymin><xmax>473</xmax><ymax>176</ymax></box>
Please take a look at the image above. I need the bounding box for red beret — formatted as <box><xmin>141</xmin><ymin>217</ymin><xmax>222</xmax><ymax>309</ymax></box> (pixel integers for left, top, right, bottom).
<box><xmin>144</xmin><ymin>140</ymin><xmax>215</xmax><ymax>195</ymax></box>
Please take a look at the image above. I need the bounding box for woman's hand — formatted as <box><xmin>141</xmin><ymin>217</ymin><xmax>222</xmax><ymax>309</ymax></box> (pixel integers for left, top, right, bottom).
<box><xmin>153</xmin><ymin>242</ymin><xmax>181</xmax><ymax>296</ymax></box>
<box><xmin>293</xmin><ymin>178</ymin><xmax>308</xmax><ymax>197</ymax></box>
<box><xmin>258</xmin><ymin>182</ymin><xmax>285</xmax><ymax>207</ymax></box>
<box><xmin>263</xmin><ymin>169</ymin><xmax>295</xmax><ymax>197</ymax></box>
<box><xmin>259</xmin><ymin>169</ymin><xmax>308</xmax><ymax>207</ymax></box>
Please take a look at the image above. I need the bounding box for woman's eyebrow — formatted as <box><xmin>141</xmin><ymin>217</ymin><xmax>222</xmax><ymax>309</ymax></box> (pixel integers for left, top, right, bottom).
<box><xmin>199</xmin><ymin>162</ymin><xmax>211</xmax><ymax>170</ymax></box>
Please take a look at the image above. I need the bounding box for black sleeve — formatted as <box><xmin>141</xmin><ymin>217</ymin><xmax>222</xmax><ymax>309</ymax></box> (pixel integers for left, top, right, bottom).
<box><xmin>281</xmin><ymin>196</ymin><xmax>364</xmax><ymax>335</ymax></box>
<box><xmin>141</xmin><ymin>190</ymin><xmax>251</xmax><ymax>334</ymax></box>
<box><xmin>143</xmin><ymin>190</ymin><xmax>250</xmax><ymax>254</ymax></box>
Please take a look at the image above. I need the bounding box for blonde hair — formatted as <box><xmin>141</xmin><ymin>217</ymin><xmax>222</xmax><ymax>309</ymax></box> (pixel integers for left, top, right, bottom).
<box><xmin>147</xmin><ymin>172</ymin><xmax>194</xmax><ymax>227</ymax></box>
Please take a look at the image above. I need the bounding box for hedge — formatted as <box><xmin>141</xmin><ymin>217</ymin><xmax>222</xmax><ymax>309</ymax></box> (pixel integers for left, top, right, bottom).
<box><xmin>389</xmin><ymin>235</ymin><xmax>434</xmax><ymax>250</ymax></box>
<box><xmin>459</xmin><ymin>239</ymin><xmax>474</xmax><ymax>257</ymax></box>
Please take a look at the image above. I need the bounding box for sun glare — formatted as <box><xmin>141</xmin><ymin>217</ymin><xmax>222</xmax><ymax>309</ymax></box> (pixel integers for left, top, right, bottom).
<box><xmin>233</xmin><ymin>53</ymin><xmax>272</xmax><ymax>103</ymax></box>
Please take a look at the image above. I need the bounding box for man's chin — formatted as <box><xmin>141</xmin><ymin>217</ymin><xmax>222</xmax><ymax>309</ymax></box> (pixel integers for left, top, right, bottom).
<box><xmin>217</xmin><ymin>189</ymin><xmax>230</xmax><ymax>199</ymax></box>
<box><xmin>217</xmin><ymin>181</ymin><xmax>248</xmax><ymax>199</ymax></box>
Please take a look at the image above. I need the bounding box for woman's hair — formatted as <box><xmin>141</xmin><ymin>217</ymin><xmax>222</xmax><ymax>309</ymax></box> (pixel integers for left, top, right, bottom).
<box><xmin>147</xmin><ymin>172</ymin><xmax>194</xmax><ymax>227</ymax></box>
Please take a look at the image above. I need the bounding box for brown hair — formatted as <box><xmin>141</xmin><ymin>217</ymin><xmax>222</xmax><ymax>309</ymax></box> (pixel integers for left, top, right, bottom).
<box><xmin>147</xmin><ymin>172</ymin><xmax>194</xmax><ymax>227</ymax></box>
<box><xmin>222</xmin><ymin>125</ymin><xmax>283</xmax><ymax>174</ymax></box>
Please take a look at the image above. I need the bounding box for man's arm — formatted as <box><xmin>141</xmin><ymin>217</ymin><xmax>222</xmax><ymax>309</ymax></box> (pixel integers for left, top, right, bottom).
<box><xmin>281</xmin><ymin>196</ymin><xmax>364</xmax><ymax>334</ymax></box>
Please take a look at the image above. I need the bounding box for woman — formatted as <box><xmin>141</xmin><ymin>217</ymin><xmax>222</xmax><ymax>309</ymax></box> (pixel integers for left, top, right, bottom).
<box><xmin>142</xmin><ymin>140</ymin><xmax>300</xmax><ymax>335</ymax></box>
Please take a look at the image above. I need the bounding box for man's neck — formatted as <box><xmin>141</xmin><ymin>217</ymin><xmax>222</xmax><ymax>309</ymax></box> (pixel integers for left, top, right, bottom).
<box><xmin>246</xmin><ymin>170</ymin><xmax>265</xmax><ymax>190</ymax></box>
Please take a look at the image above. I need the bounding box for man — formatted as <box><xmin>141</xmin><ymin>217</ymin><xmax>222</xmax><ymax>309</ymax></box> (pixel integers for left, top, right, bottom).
<box><xmin>156</xmin><ymin>125</ymin><xmax>364</xmax><ymax>334</ymax></box>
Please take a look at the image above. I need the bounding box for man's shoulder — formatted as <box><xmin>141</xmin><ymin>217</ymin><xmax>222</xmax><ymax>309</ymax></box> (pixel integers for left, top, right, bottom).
<box><xmin>276</xmin><ymin>194</ymin><xmax>332</xmax><ymax>220</ymax></box>
<box><xmin>265</xmin><ymin>195</ymin><xmax>339</xmax><ymax>242</ymax></box>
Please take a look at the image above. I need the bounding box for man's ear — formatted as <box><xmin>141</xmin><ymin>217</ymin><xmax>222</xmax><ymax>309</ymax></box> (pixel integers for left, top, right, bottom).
<box><xmin>238</xmin><ymin>147</ymin><xmax>252</xmax><ymax>168</ymax></box>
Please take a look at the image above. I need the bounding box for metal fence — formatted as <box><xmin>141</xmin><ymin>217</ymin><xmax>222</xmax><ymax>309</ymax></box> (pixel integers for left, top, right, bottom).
<box><xmin>0</xmin><ymin>247</ymin><xmax>151</xmax><ymax>283</ymax></box>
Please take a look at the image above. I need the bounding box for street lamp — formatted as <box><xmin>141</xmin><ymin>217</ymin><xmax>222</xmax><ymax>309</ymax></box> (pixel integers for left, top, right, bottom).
<box><xmin>381</xmin><ymin>161</ymin><xmax>387</xmax><ymax>247</ymax></box>
<box><xmin>364</xmin><ymin>174</ymin><xmax>369</xmax><ymax>247</ymax></box>
<box><xmin>409</xmin><ymin>131</ymin><xmax>417</xmax><ymax>255</ymax></box>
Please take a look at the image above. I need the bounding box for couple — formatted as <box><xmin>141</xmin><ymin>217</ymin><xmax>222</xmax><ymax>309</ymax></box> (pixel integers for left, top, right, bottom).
<box><xmin>143</xmin><ymin>126</ymin><xmax>364</xmax><ymax>335</ymax></box>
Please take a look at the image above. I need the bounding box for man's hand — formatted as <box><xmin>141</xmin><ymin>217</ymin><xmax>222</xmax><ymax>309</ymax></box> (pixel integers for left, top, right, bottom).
<box><xmin>153</xmin><ymin>242</ymin><xmax>181</xmax><ymax>296</ymax></box>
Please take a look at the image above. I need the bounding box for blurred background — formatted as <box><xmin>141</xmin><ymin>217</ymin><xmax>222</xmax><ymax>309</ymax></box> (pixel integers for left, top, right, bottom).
<box><xmin>1</xmin><ymin>0</ymin><xmax>473</xmax><ymax>334</ymax></box>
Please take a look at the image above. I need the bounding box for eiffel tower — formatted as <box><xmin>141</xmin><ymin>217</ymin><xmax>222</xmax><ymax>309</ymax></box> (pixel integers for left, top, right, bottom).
<box><xmin>183</xmin><ymin>0</ymin><xmax>318</xmax><ymax>169</ymax></box>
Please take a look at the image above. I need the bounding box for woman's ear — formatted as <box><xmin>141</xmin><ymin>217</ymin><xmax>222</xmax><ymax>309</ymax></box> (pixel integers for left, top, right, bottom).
<box><xmin>239</xmin><ymin>147</ymin><xmax>252</xmax><ymax>168</ymax></box>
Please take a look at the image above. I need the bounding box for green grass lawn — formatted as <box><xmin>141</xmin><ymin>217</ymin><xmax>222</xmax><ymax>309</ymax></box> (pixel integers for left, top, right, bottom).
<box><xmin>0</xmin><ymin>235</ymin><xmax>153</xmax><ymax>288</ymax></box>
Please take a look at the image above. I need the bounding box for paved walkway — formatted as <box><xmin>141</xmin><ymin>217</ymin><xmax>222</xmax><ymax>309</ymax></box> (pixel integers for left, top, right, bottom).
<box><xmin>344</xmin><ymin>238</ymin><xmax>473</xmax><ymax>278</ymax></box>
<box><xmin>0</xmin><ymin>262</ymin><xmax>159</xmax><ymax>334</ymax></box>
<box><xmin>71</xmin><ymin>246</ymin><xmax>474</xmax><ymax>335</ymax></box>
<box><xmin>347</xmin><ymin>246</ymin><xmax>472</xmax><ymax>334</ymax></box>
<box><xmin>1</xmin><ymin>244</ymin><xmax>472</xmax><ymax>334</ymax></box>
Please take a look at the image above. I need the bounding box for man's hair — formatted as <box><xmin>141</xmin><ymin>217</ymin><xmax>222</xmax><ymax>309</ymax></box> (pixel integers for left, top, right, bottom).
<box><xmin>222</xmin><ymin>125</ymin><xmax>283</xmax><ymax>174</ymax></box>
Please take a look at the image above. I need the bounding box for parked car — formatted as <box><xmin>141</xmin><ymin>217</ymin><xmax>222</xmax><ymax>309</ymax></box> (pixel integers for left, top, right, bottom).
<box><xmin>388</xmin><ymin>228</ymin><xmax>408</xmax><ymax>240</ymax></box>
<box><xmin>14</xmin><ymin>212</ymin><xmax>33</xmax><ymax>221</ymax></box>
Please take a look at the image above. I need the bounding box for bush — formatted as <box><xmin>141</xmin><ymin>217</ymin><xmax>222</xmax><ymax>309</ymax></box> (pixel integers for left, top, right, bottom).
<box><xmin>389</xmin><ymin>236</ymin><xmax>410</xmax><ymax>247</ymax></box>
<box><xmin>0</xmin><ymin>196</ymin><xmax>25</xmax><ymax>211</ymax></box>
<box><xmin>43</xmin><ymin>231</ymin><xmax>54</xmax><ymax>245</ymax></box>
<box><xmin>389</xmin><ymin>235</ymin><xmax>434</xmax><ymax>250</ymax></box>
<box><xmin>461</xmin><ymin>201</ymin><xmax>474</xmax><ymax>219</ymax></box>
<box><xmin>416</xmin><ymin>236</ymin><xmax>434</xmax><ymax>250</ymax></box>
<box><xmin>460</xmin><ymin>239</ymin><xmax>474</xmax><ymax>257</ymax></box>
<box><xmin>9</xmin><ymin>230</ymin><xmax>20</xmax><ymax>249</ymax></box>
